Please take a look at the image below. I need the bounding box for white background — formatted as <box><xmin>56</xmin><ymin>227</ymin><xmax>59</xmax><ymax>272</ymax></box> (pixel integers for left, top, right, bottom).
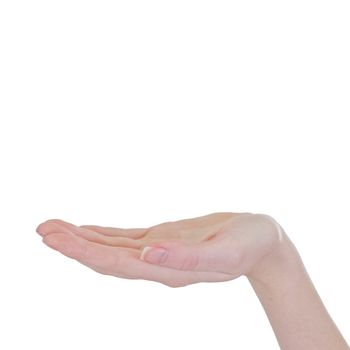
<box><xmin>0</xmin><ymin>1</ymin><xmax>349</xmax><ymax>349</ymax></box>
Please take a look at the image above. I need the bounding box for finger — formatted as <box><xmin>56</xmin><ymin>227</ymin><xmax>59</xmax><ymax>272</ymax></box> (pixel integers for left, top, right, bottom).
<box><xmin>37</xmin><ymin>219</ymin><xmax>89</xmax><ymax>237</ymax></box>
<box><xmin>79</xmin><ymin>213</ymin><xmax>250</xmax><ymax>239</ymax></box>
<box><xmin>43</xmin><ymin>232</ymin><xmax>123</xmax><ymax>273</ymax></box>
<box><xmin>80</xmin><ymin>225</ymin><xmax>148</xmax><ymax>239</ymax></box>
<box><xmin>37</xmin><ymin>219</ymin><xmax>143</xmax><ymax>249</ymax></box>
<box><xmin>139</xmin><ymin>236</ymin><xmax>241</xmax><ymax>274</ymax></box>
<box><xmin>43</xmin><ymin>232</ymin><xmax>233</xmax><ymax>287</ymax></box>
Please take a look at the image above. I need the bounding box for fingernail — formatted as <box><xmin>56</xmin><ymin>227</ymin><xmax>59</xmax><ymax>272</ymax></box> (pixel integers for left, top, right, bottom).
<box><xmin>140</xmin><ymin>246</ymin><xmax>169</xmax><ymax>264</ymax></box>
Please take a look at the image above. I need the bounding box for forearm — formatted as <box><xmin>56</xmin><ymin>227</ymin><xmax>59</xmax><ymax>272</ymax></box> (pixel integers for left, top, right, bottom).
<box><xmin>247</xmin><ymin>232</ymin><xmax>349</xmax><ymax>350</ymax></box>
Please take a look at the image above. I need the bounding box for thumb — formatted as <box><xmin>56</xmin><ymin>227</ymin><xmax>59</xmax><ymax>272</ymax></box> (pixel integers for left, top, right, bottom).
<box><xmin>140</xmin><ymin>238</ymin><xmax>241</xmax><ymax>273</ymax></box>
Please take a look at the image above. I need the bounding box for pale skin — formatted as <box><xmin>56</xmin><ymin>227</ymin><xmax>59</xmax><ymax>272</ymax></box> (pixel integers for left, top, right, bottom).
<box><xmin>36</xmin><ymin>212</ymin><xmax>349</xmax><ymax>350</ymax></box>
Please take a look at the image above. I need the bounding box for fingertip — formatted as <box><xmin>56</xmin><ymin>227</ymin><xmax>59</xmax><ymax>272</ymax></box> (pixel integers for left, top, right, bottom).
<box><xmin>43</xmin><ymin>218</ymin><xmax>72</xmax><ymax>227</ymax></box>
<box><xmin>42</xmin><ymin>232</ymin><xmax>78</xmax><ymax>259</ymax></box>
<box><xmin>42</xmin><ymin>232</ymin><xmax>55</xmax><ymax>245</ymax></box>
<box><xmin>36</xmin><ymin>223</ymin><xmax>43</xmax><ymax>235</ymax></box>
<box><xmin>36</xmin><ymin>219</ymin><xmax>76</xmax><ymax>237</ymax></box>
<box><xmin>42</xmin><ymin>232</ymin><xmax>65</xmax><ymax>249</ymax></box>
<box><xmin>36</xmin><ymin>221</ymin><xmax>51</xmax><ymax>236</ymax></box>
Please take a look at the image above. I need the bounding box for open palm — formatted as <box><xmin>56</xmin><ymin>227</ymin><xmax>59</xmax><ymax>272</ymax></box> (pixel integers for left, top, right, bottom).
<box><xmin>36</xmin><ymin>212</ymin><xmax>282</xmax><ymax>287</ymax></box>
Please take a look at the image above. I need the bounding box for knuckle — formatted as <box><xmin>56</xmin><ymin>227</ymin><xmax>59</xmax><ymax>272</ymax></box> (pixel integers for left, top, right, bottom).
<box><xmin>102</xmin><ymin>252</ymin><xmax>120</xmax><ymax>271</ymax></box>
<box><xmin>163</xmin><ymin>280</ymin><xmax>178</xmax><ymax>288</ymax></box>
<box><xmin>231</xmin><ymin>248</ymin><xmax>243</xmax><ymax>267</ymax></box>
<box><xmin>166</xmin><ymin>281</ymin><xmax>186</xmax><ymax>288</ymax></box>
<box><xmin>253</xmin><ymin>213</ymin><xmax>283</xmax><ymax>241</ymax></box>
<box><xmin>180</xmin><ymin>254</ymin><xmax>200</xmax><ymax>271</ymax></box>
<box><xmin>79</xmin><ymin>242</ymin><xmax>89</xmax><ymax>259</ymax></box>
<box><xmin>253</xmin><ymin>213</ymin><xmax>276</xmax><ymax>225</ymax></box>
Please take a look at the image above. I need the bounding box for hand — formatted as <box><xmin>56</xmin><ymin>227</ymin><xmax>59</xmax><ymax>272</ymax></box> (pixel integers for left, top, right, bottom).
<box><xmin>36</xmin><ymin>212</ymin><xmax>285</xmax><ymax>288</ymax></box>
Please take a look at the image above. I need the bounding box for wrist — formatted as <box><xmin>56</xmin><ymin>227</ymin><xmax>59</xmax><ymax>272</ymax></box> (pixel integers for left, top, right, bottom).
<box><xmin>245</xmin><ymin>222</ymin><xmax>349</xmax><ymax>350</ymax></box>
<box><xmin>246</xmin><ymin>225</ymin><xmax>307</xmax><ymax>289</ymax></box>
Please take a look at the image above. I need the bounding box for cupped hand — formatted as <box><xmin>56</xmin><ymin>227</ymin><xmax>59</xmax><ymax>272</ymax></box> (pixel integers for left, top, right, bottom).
<box><xmin>36</xmin><ymin>212</ymin><xmax>284</xmax><ymax>288</ymax></box>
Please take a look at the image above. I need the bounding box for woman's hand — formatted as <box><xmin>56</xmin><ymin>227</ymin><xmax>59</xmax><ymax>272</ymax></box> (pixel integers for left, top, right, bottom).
<box><xmin>36</xmin><ymin>212</ymin><xmax>286</xmax><ymax>287</ymax></box>
<box><xmin>37</xmin><ymin>213</ymin><xmax>350</xmax><ymax>349</ymax></box>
